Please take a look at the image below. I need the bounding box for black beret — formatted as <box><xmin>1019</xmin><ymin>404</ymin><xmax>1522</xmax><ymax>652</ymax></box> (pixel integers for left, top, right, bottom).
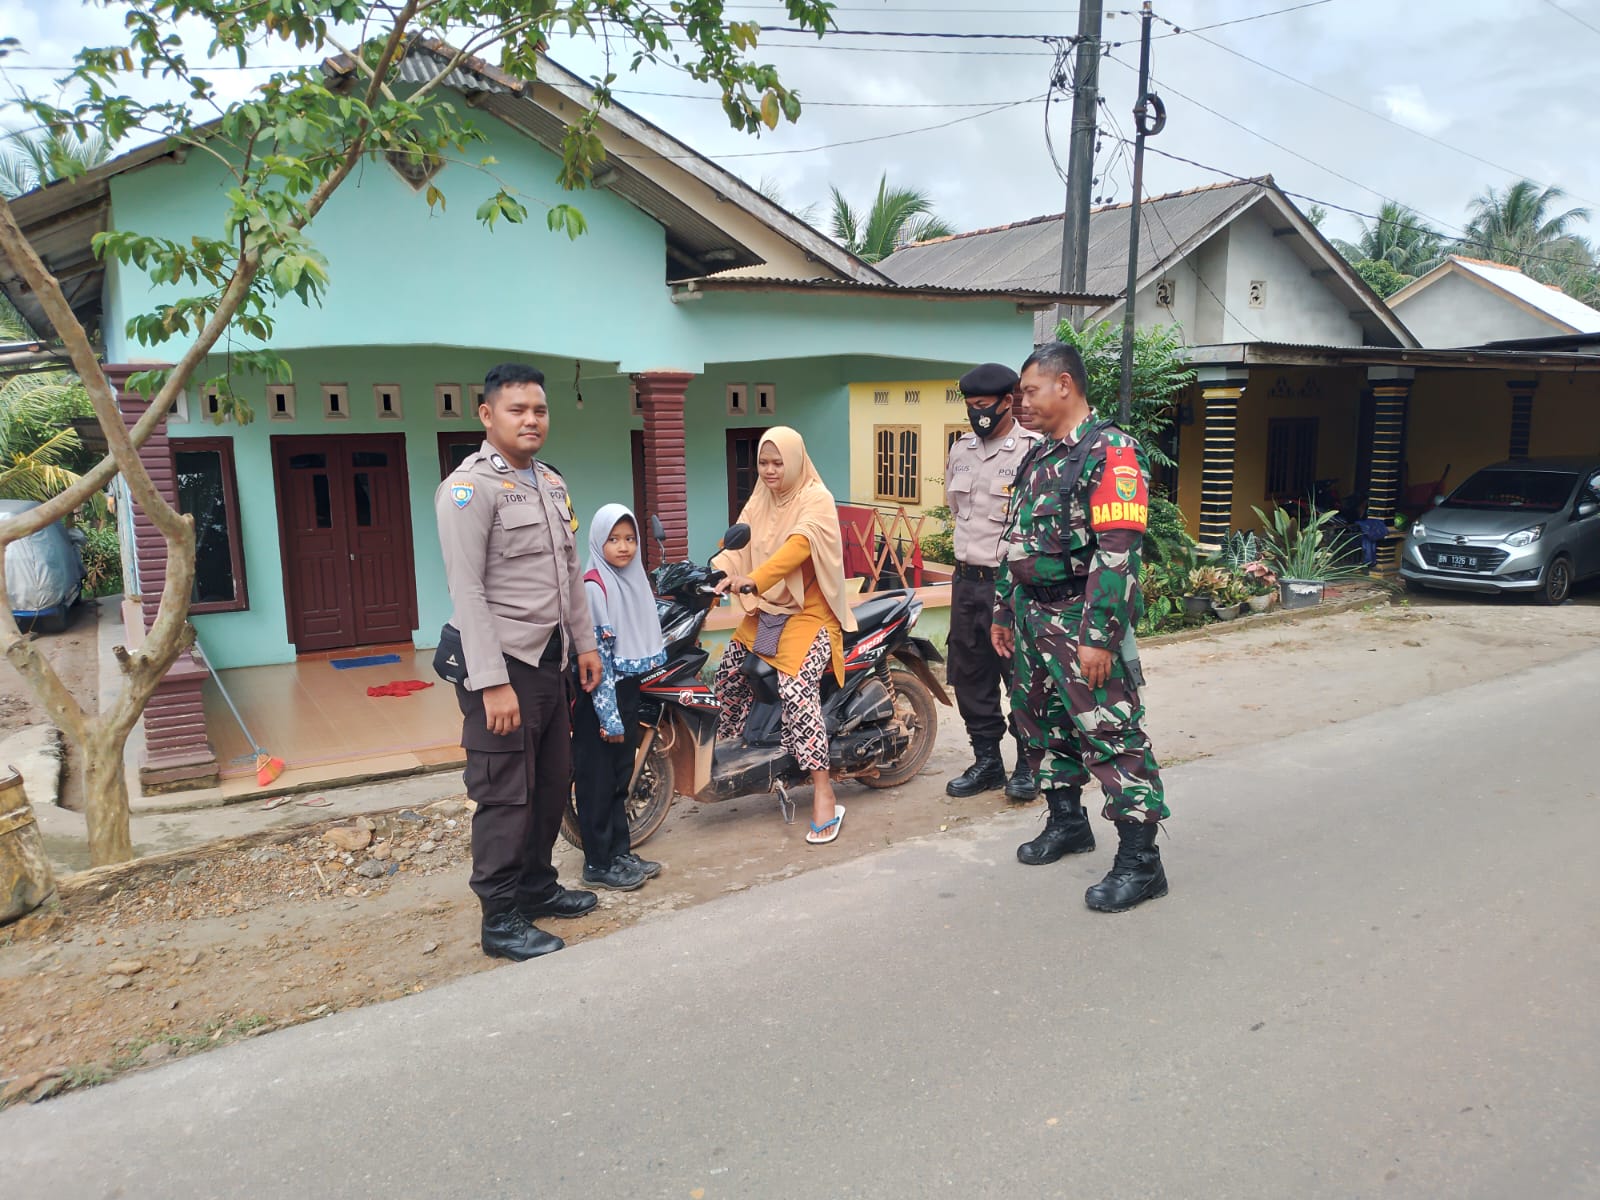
<box><xmin>958</xmin><ymin>362</ymin><xmax>1020</xmax><ymax>399</ymax></box>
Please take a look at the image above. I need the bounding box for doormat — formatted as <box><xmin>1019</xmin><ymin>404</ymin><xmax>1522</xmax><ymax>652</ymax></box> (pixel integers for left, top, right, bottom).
<box><xmin>329</xmin><ymin>653</ymin><xmax>403</xmax><ymax>670</ymax></box>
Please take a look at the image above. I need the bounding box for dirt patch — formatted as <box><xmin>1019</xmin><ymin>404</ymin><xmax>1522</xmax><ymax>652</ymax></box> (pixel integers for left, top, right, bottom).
<box><xmin>4</xmin><ymin>594</ymin><xmax>1599</xmax><ymax>1106</ymax></box>
<box><xmin>0</xmin><ymin>600</ymin><xmax>100</xmax><ymax>812</ymax></box>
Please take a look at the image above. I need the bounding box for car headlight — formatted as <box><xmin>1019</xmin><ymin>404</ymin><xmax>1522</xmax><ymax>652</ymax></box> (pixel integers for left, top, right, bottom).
<box><xmin>1504</xmin><ymin>524</ymin><xmax>1545</xmax><ymax>548</ymax></box>
<box><xmin>1410</xmin><ymin>522</ymin><xmax>1425</xmax><ymax>539</ymax></box>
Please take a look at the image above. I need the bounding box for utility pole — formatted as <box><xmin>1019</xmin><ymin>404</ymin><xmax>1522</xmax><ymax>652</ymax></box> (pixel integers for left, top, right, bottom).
<box><xmin>1057</xmin><ymin>0</ymin><xmax>1102</xmax><ymax>333</ymax></box>
<box><xmin>1117</xmin><ymin>1</ymin><xmax>1163</xmax><ymax>425</ymax></box>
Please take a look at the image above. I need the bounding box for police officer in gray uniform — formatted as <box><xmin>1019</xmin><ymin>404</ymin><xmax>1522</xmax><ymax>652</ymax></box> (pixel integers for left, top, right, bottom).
<box><xmin>944</xmin><ymin>362</ymin><xmax>1040</xmax><ymax>802</ymax></box>
<box><xmin>435</xmin><ymin>363</ymin><xmax>603</xmax><ymax>962</ymax></box>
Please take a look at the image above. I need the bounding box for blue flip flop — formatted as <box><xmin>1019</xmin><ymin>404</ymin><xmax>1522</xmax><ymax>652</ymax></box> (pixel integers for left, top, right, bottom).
<box><xmin>806</xmin><ymin>804</ymin><xmax>846</xmax><ymax>846</ymax></box>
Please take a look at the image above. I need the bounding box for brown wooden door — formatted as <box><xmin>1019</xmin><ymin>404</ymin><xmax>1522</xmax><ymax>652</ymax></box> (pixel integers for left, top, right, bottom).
<box><xmin>272</xmin><ymin>435</ymin><xmax>417</xmax><ymax>653</ymax></box>
<box><xmin>726</xmin><ymin>427</ymin><xmax>769</xmax><ymax>524</ymax></box>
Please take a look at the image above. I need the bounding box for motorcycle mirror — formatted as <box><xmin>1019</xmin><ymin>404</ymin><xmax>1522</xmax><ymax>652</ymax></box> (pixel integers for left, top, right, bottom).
<box><xmin>649</xmin><ymin>513</ymin><xmax>667</xmax><ymax>548</ymax></box>
<box><xmin>721</xmin><ymin>523</ymin><xmax>752</xmax><ymax>552</ymax></box>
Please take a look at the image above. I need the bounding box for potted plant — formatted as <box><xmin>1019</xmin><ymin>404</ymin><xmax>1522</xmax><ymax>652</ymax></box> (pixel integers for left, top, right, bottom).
<box><xmin>1209</xmin><ymin>574</ymin><xmax>1249</xmax><ymax>621</ymax></box>
<box><xmin>1251</xmin><ymin>504</ymin><xmax>1360</xmax><ymax>609</ymax></box>
<box><xmin>1241</xmin><ymin>560</ymin><xmax>1278</xmax><ymax>613</ymax></box>
<box><xmin>1185</xmin><ymin>565</ymin><xmax>1230</xmax><ymax>617</ymax></box>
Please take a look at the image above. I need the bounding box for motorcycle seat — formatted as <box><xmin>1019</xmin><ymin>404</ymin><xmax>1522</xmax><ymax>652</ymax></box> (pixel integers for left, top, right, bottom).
<box><xmin>849</xmin><ymin>590</ymin><xmax>913</xmax><ymax>639</ymax></box>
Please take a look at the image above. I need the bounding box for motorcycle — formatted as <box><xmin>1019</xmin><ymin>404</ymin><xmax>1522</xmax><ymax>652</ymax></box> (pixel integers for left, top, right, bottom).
<box><xmin>561</xmin><ymin>519</ymin><xmax>951</xmax><ymax>850</ymax></box>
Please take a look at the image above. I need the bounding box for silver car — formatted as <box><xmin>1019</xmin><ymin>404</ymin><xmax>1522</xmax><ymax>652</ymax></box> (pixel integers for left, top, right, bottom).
<box><xmin>1400</xmin><ymin>457</ymin><xmax>1600</xmax><ymax>605</ymax></box>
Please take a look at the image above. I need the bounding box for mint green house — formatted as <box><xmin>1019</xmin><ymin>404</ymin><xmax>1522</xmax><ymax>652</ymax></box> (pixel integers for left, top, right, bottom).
<box><xmin>2</xmin><ymin>44</ymin><xmax>1093</xmax><ymax>791</ymax></box>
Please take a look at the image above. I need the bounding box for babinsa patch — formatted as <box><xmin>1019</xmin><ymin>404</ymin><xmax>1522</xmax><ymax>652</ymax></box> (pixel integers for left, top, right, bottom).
<box><xmin>1089</xmin><ymin>444</ymin><xmax>1148</xmax><ymax>531</ymax></box>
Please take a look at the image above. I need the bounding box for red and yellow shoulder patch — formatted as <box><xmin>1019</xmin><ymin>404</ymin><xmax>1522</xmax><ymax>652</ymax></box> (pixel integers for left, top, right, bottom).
<box><xmin>1089</xmin><ymin>445</ymin><xmax>1148</xmax><ymax>531</ymax></box>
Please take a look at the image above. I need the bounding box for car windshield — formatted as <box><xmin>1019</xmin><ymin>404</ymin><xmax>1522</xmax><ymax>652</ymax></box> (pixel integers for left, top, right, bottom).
<box><xmin>1446</xmin><ymin>469</ymin><xmax>1578</xmax><ymax>512</ymax></box>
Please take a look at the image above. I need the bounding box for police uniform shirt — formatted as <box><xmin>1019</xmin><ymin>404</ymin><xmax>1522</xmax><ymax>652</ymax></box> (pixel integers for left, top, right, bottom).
<box><xmin>945</xmin><ymin>427</ymin><xmax>1041</xmax><ymax>568</ymax></box>
<box><xmin>434</xmin><ymin>441</ymin><xmax>596</xmax><ymax>691</ymax></box>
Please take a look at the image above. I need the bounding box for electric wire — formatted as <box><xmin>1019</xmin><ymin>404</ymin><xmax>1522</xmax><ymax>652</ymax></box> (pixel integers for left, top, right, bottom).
<box><xmin>1126</xmin><ymin>140</ymin><xmax>1599</xmax><ymax>275</ymax></box>
<box><xmin>1538</xmin><ymin>0</ymin><xmax>1600</xmax><ymax>37</ymax></box>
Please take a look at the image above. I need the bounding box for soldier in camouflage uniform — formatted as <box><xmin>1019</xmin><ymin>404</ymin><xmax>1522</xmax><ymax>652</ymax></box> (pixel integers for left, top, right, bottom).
<box><xmin>992</xmin><ymin>341</ymin><xmax>1169</xmax><ymax>913</ymax></box>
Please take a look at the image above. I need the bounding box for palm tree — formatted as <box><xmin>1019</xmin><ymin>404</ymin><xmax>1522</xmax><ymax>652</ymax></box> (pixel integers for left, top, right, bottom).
<box><xmin>828</xmin><ymin>174</ymin><xmax>955</xmax><ymax>264</ymax></box>
<box><xmin>1464</xmin><ymin>179</ymin><xmax>1593</xmax><ymax>277</ymax></box>
<box><xmin>0</xmin><ymin>127</ymin><xmax>111</xmax><ymax>198</ymax></box>
<box><xmin>1332</xmin><ymin>201</ymin><xmax>1444</xmax><ymax>279</ymax></box>
<box><xmin>0</xmin><ymin>300</ymin><xmax>91</xmax><ymax>501</ymax></box>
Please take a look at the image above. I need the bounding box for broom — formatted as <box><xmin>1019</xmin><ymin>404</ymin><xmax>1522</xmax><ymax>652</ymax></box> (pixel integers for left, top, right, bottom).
<box><xmin>196</xmin><ymin>639</ymin><xmax>286</xmax><ymax>786</ymax></box>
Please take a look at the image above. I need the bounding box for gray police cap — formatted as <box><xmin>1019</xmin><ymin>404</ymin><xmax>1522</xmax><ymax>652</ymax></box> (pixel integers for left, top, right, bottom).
<box><xmin>957</xmin><ymin>362</ymin><xmax>1020</xmax><ymax>399</ymax></box>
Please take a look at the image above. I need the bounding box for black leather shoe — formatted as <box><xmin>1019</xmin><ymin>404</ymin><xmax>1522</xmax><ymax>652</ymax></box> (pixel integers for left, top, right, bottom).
<box><xmin>481</xmin><ymin>911</ymin><xmax>564</xmax><ymax>961</ymax></box>
<box><xmin>520</xmin><ymin>886</ymin><xmax>601</xmax><ymax>918</ymax></box>
<box><xmin>1017</xmin><ymin>789</ymin><xmax>1096</xmax><ymax>865</ymax></box>
<box><xmin>619</xmin><ymin>852</ymin><xmax>662</xmax><ymax>879</ymax></box>
<box><xmin>1085</xmin><ymin>822</ymin><xmax>1167</xmax><ymax>912</ymax></box>
<box><xmin>1003</xmin><ymin>762</ymin><xmax>1037</xmax><ymax>803</ymax></box>
<box><xmin>946</xmin><ymin>742</ymin><xmax>1007</xmax><ymax>797</ymax></box>
<box><xmin>581</xmin><ymin>860</ymin><xmax>646</xmax><ymax>891</ymax></box>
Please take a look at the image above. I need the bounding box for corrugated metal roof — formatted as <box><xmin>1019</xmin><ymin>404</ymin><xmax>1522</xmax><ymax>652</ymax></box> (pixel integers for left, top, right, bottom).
<box><xmin>1446</xmin><ymin>256</ymin><xmax>1600</xmax><ymax>334</ymax></box>
<box><xmin>676</xmin><ymin>277</ymin><xmax>1116</xmax><ymax>305</ymax></box>
<box><xmin>880</xmin><ymin>180</ymin><xmax>1262</xmax><ymax>295</ymax></box>
<box><xmin>394</xmin><ymin>46</ymin><xmax>513</xmax><ymax>94</ymax></box>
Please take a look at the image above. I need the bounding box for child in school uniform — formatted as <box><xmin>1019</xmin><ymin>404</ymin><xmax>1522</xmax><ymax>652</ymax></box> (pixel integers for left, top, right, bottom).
<box><xmin>571</xmin><ymin>504</ymin><xmax>668</xmax><ymax>891</ymax></box>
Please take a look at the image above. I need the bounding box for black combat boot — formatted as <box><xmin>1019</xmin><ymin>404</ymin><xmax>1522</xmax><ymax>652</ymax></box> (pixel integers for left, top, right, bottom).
<box><xmin>481</xmin><ymin>910</ymin><xmax>564</xmax><ymax>961</ymax></box>
<box><xmin>1084</xmin><ymin>822</ymin><xmax>1168</xmax><ymax>912</ymax></box>
<box><xmin>1016</xmin><ymin>788</ymin><xmax>1096</xmax><ymax>864</ymax></box>
<box><xmin>1003</xmin><ymin>737</ymin><xmax>1037</xmax><ymax>802</ymax></box>
<box><xmin>947</xmin><ymin>740</ymin><xmax>1007</xmax><ymax>797</ymax></box>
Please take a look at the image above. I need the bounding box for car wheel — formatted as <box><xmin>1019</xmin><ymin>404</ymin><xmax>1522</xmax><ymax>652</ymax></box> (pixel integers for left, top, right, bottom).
<box><xmin>1539</xmin><ymin>556</ymin><xmax>1573</xmax><ymax>606</ymax></box>
<box><xmin>1401</xmin><ymin>576</ymin><xmax>1426</xmax><ymax>595</ymax></box>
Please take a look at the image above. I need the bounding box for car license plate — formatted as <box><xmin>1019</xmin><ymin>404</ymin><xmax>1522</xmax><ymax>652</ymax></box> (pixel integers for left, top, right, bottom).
<box><xmin>1438</xmin><ymin>553</ymin><xmax>1478</xmax><ymax>569</ymax></box>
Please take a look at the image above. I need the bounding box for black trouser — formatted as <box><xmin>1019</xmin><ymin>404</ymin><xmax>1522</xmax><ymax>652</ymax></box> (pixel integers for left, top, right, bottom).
<box><xmin>457</xmin><ymin>645</ymin><xmax>571</xmax><ymax>916</ymax></box>
<box><xmin>946</xmin><ymin>574</ymin><xmax>1017</xmax><ymax>746</ymax></box>
<box><xmin>571</xmin><ymin>674</ymin><xmax>641</xmax><ymax>870</ymax></box>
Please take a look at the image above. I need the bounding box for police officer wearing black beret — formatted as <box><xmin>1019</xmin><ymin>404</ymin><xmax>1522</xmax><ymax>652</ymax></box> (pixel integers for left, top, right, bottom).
<box><xmin>942</xmin><ymin>362</ymin><xmax>1040</xmax><ymax>802</ymax></box>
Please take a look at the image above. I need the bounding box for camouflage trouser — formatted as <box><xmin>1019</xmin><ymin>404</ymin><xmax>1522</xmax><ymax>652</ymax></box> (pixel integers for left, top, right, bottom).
<box><xmin>1010</xmin><ymin>599</ymin><xmax>1168</xmax><ymax>823</ymax></box>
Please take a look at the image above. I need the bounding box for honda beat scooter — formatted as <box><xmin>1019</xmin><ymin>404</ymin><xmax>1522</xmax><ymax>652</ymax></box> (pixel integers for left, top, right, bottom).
<box><xmin>561</xmin><ymin>519</ymin><xmax>950</xmax><ymax>850</ymax></box>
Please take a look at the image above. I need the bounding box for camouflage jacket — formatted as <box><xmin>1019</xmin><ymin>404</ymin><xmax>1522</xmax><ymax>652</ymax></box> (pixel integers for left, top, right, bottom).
<box><xmin>993</xmin><ymin>413</ymin><xmax>1151</xmax><ymax>649</ymax></box>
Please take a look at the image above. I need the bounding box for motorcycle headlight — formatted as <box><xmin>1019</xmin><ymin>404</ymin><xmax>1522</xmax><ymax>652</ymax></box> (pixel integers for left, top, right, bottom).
<box><xmin>1504</xmin><ymin>524</ymin><xmax>1544</xmax><ymax>548</ymax></box>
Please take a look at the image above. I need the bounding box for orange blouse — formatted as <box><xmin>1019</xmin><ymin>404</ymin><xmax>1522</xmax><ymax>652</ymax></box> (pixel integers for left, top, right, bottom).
<box><xmin>730</xmin><ymin>534</ymin><xmax>845</xmax><ymax>684</ymax></box>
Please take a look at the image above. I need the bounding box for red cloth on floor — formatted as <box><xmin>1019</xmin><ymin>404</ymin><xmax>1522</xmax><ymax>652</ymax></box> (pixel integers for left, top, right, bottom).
<box><xmin>367</xmin><ymin>679</ymin><xmax>434</xmax><ymax>698</ymax></box>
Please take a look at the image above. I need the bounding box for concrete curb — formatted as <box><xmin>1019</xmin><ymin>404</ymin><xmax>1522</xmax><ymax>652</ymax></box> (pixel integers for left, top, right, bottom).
<box><xmin>1139</xmin><ymin>586</ymin><xmax>1395</xmax><ymax>648</ymax></box>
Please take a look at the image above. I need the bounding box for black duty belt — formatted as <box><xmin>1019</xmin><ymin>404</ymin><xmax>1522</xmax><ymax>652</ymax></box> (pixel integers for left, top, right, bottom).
<box><xmin>953</xmin><ymin>562</ymin><xmax>998</xmax><ymax>582</ymax></box>
<box><xmin>1021</xmin><ymin>580</ymin><xmax>1086</xmax><ymax>604</ymax></box>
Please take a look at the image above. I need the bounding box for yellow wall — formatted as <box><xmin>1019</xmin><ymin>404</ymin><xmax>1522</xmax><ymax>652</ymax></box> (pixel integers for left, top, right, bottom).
<box><xmin>1526</xmin><ymin>373</ymin><xmax>1600</xmax><ymax>459</ymax></box>
<box><xmin>1406</xmin><ymin>370</ymin><xmax>1511</xmax><ymax>493</ymax></box>
<box><xmin>847</xmin><ymin>378</ymin><xmax>965</xmax><ymax>512</ymax></box>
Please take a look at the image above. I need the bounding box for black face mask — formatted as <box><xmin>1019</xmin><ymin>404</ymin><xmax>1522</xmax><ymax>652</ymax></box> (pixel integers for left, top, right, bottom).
<box><xmin>968</xmin><ymin>397</ymin><xmax>1010</xmax><ymax>439</ymax></box>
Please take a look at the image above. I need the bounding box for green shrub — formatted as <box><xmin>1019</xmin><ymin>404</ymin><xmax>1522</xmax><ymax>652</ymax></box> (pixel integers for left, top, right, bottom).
<box><xmin>919</xmin><ymin>504</ymin><xmax>954</xmax><ymax>564</ymax></box>
<box><xmin>80</xmin><ymin>522</ymin><xmax>123</xmax><ymax>597</ymax></box>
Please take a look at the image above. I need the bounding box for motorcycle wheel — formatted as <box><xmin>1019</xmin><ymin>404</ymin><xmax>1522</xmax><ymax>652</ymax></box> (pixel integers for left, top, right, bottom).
<box><xmin>560</xmin><ymin>734</ymin><xmax>677</xmax><ymax>853</ymax></box>
<box><xmin>859</xmin><ymin>669</ymin><xmax>938</xmax><ymax>790</ymax></box>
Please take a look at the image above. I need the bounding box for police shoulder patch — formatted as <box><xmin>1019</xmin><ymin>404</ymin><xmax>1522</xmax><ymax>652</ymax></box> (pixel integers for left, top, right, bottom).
<box><xmin>1088</xmin><ymin>445</ymin><xmax>1148</xmax><ymax>532</ymax></box>
<box><xmin>449</xmin><ymin>481</ymin><xmax>475</xmax><ymax>509</ymax></box>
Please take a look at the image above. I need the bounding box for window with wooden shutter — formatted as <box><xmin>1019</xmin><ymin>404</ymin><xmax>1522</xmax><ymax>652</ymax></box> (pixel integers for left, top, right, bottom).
<box><xmin>873</xmin><ymin>425</ymin><xmax>921</xmax><ymax>504</ymax></box>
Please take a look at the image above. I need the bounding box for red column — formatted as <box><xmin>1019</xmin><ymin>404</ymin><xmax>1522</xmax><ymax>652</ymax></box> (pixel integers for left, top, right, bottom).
<box><xmin>634</xmin><ymin>371</ymin><xmax>694</xmax><ymax>569</ymax></box>
<box><xmin>105</xmin><ymin>364</ymin><xmax>219</xmax><ymax>792</ymax></box>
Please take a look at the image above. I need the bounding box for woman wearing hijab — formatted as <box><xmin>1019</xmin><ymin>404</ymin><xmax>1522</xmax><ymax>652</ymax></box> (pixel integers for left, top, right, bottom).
<box><xmin>713</xmin><ymin>427</ymin><xmax>859</xmax><ymax>845</ymax></box>
<box><xmin>572</xmin><ymin>504</ymin><xmax>668</xmax><ymax>891</ymax></box>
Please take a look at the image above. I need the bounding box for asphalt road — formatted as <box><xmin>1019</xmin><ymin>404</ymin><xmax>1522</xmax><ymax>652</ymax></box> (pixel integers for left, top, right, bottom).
<box><xmin>5</xmin><ymin>651</ymin><xmax>1599</xmax><ymax>1200</ymax></box>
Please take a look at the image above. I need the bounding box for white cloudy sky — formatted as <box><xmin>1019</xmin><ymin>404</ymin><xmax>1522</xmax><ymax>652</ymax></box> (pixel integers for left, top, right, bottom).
<box><xmin>3</xmin><ymin>0</ymin><xmax>1598</xmax><ymax>251</ymax></box>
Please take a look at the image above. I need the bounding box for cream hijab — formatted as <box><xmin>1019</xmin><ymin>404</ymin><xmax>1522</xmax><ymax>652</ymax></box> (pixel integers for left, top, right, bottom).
<box><xmin>716</xmin><ymin>427</ymin><xmax>858</xmax><ymax>632</ymax></box>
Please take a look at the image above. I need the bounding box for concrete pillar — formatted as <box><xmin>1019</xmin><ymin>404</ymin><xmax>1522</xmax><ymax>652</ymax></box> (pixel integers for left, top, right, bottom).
<box><xmin>105</xmin><ymin>365</ymin><xmax>219</xmax><ymax>792</ymax></box>
<box><xmin>632</xmin><ymin>371</ymin><xmax>694</xmax><ymax>569</ymax></box>
<box><xmin>1196</xmin><ymin>368</ymin><xmax>1248</xmax><ymax>551</ymax></box>
<box><xmin>1507</xmin><ymin>379</ymin><xmax>1537</xmax><ymax>459</ymax></box>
